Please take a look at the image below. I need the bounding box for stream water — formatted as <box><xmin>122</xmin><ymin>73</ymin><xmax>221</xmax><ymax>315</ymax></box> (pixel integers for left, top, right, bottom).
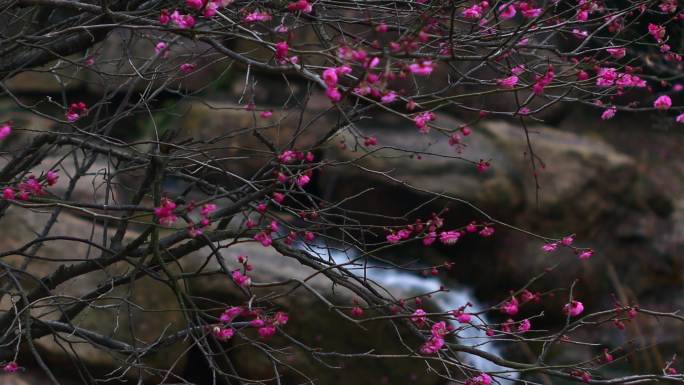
<box><xmin>301</xmin><ymin>243</ymin><xmax>518</xmax><ymax>384</ymax></box>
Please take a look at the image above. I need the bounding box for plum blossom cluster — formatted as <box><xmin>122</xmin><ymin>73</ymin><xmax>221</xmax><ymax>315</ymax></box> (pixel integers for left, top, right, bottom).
<box><xmin>65</xmin><ymin>102</ymin><xmax>87</xmax><ymax>122</ymax></box>
<box><xmin>541</xmin><ymin>235</ymin><xmax>594</xmax><ymax>260</ymax></box>
<box><xmin>188</xmin><ymin>202</ymin><xmax>217</xmax><ymax>237</ymax></box>
<box><xmin>276</xmin><ymin>149</ymin><xmax>314</xmax><ymax>188</ymax></box>
<box><xmin>232</xmin><ymin>255</ymin><xmax>253</xmax><ymax>287</ymax></box>
<box><xmin>2</xmin><ymin>361</ymin><xmax>18</xmax><ymax>373</ymax></box>
<box><xmin>610</xmin><ymin>296</ymin><xmax>639</xmax><ymax>330</ymax></box>
<box><xmin>2</xmin><ymin>171</ymin><xmax>58</xmax><ymax>201</ymax></box>
<box><xmin>252</xmin><ymin>219</ymin><xmax>280</xmax><ymax>247</ymax></box>
<box><xmin>496</xmin><ymin>290</ymin><xmax>542</xmax><ymax>335</ymax></box>
<box><xmin>154</xmin><ymin>197</ymin><xmax>178</xmax><ymax>226</ymax></box>
<box><xmin>419</xmin><ymin>321</ymin><xmax>450</xmax><ymax>355</ymax></box>
<box><xmin>385</xmin><ymin>215</ymin><xmax>494</xmax><ymax>248</ymax></box>
<box><xmin>153</xmin><ymin>198</ymin><xmax>218</xmax><ymax>236</ymax></box>
<box><xmin>465</xmin><ymin>373</ymin><xmax>492</xmax><ymax>385</ymax></box>
<box><xmin>233</xmin><ymin>0</ymin><xmax>682</xmax><ymax>127</ymax></box>
<box><xmin>248</xmin><ymin>145</ymin><xmax>320</xmax><ymax>248</ymax></box>
<box><xmin>159</xmin><ymin>0</ymin><xmax>234</xmax><ymax>28</ymax></box>
<box><xmin>215</xmin><ymin>305</ymin><xmax>289</xmax><ymax>341</ymax></box>
<box><xmin>0</xmin><ymin>122</ymin><xmax>11</xmax><ymax>141</ymax></box>
<box><xmin>319</xmin><ymin>39</ymin><xmax>436</xmax><ymax>106</ymax></box>
<box><xmin>462</xmin><ymin>1</ymin><xmax>541</xmax><ymax>21</ymax></box>
<box><xmin>273</xmin><ymin>41</ymin><xmax>298</xmax><ymax>65</ymax></box>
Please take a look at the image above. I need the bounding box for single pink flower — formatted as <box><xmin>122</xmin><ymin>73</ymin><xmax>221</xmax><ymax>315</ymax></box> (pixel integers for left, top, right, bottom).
<box><xmin>350</xmin><ymin>306</ymin><xmax>364</xmax><ymax>317</ymax></box>
<box><xmin>220</xmin><ymin>306</ymin><xmax>242</xmax><ymax>322</ymax></box>
<box><xmin>203</xmin><ymin>1</ymin><xmax>219</xmax><ymax>17</ymax></box>
<box><xmin>185</xmin><ymin>0</ymin><xmax>204</xmax><ymax>9</ymax></box>
<box><xmin>171</xmin><ymin>11</ymin><xmax>196</xmax><ymax>29</ymax></box>
<box><xmin>244</xmin><ymin>10</ymin><xmax>272</xmax><ymax>23</ymax></box>
<box><xmin>601</xmin><ymin>106</ymin><xmax>617</xmax><ymax>120</ymax></box>
<box><xmin>180</xmin><ymin>63</ymin><xmax>196</xmax><ymax>74</ymax></box>
<box><xmin>0</xmin><ymin>123</ymin><xmax>11</xmax><ymax>141</ymax></box>
<box><xmin>466</xmin><ymin>222</ymin><xmax>478</xmax><ymax>233</ymax></box>
<box><xmin>364</xmin><ymin>136</ymin><xmax>377</xmax><ymax>146</ymax></box>
<box><xmin>2</xmin><ymin>188</ymin><xmax>14</xmax><ymax>200</ymax></box>
<box><xmin>258</xmin><ymin>325</ymin><xmax>276</xmax><ymax>339</ymax></box>
<box><xmin>518</xmin><ymin>318</ymin><xmax>531</xmax><ymax>333</ymax></box>
<box><xmin>232</xmin><ymin>270</ymin><xmax>251</xmax><ymax>287</ymax></box>
<box><xmin>422</xmin><ymin>231</ymin><xmax>437</xmax><ymax>246</ymax></box>
<box><xmin>462</xmin><ymin>4</ymin><xmax>482</xmax><ymax>19</ymax></box>
<box><xmin>511</xmin><ymin>65</ymin><xmax>525</xmax><ymax>76</ymax></box>
<box><xmin>274</xmin><ymin>41</ymin><xmax>289</xmax><ymax>62</ymax></box>
<box><xmin>159</xmin><ymin>9</ymin><xmax>170</xmax><ymax>24</ymax></box>
<box><xmin>578</xmin><ymin>249</ymin><xmax>594</xmax><ymax>260</ymax></box>
<box><xmin>408</xmin><ymin>61</ymin><xmax>434</xmax><ymax>76</ymax></box>
<box><xmin>380</xmin><ymin>91</ymin><xmax>398</xmax><ymax>104</ymax></box>
<box><xmin>200</xmin><ymin>203</ymin><xmax>217</xmax><ymax>216</ymax></box>
<box><xmin>499</xmin><ymin>4</ymin><xmax>516</xmax><ymax>20</ymax></box>
<box><xmin>606</xmin><ymin>47</ymin><xmax>626</xmax><ymax>59</ymax></box>
<box><xmin>521</xmin><ymin>8</ymin><xmax>542</xmax><ymax>18</ymax></box>
<box><xmin>287</xmin><ymin>0</ymin><xmax>312</xmax><ymax>13</ymax></box>
<box><xmin>654</xmin><ymin>95</ymin><xmax>672</xmax><ymax>110</ymax></box>
<box><xmin>274</xmin><ymin>311</ymin><xmax>289</xmax><ymax>325</ymax></box>
<box><xmin>479</xmin><ymin>226</ymin><xmax>494</xmax><ymax>237</ymax></box>
<box><xmin>411</xmin><ymin>309</ymin><xmax>427</xmax><ymax>326</ymax></box>
<box><xmin>542</xmin><ymin>242</ymin><xmax>558</xmax><ymax>252</ymax></box>
<box><xmin>386</xmin><ymin>233</ymin><xmax>402</xmax><ymax>244</ymax></box>
<box><xmin>296</xmin><ymin>174</ymin><xmax>310</xmax><ymax>187</ymax></box>
<box><xmin>648</xmin><ymin>23</ymin><xmax>666</xmax><ymax>42</ymax></box>
<box><xmin>497</xmin><ymin>75</ymin><xmax>518</xmax><ymax>89</ymax></box>
<box><xmin>455</xmin><ymin>312</ymin><xmax>471</xmax><ymax>323</ymax></box>
<box><xmin>2</xmin><ymin>361</ymin><xmax>18</xmax><ymax>373</ymax></box>
<box><xmin>419</xmin><ymin>336</ymin><xmax>445</xmax><ymax>354</ymax></box>
<box><xmin>213</xmin><ymin>326</ymin><xmax>235</xmax><ymax>341</ymax></box>
<box><xmin>155</xmin><ymin>42</ymin><xmax>168</xmax><ymax>57</ymax></box>
<box><xmin>439</xmin><ymin>230</ymin><xmax>461</xmax><ymax>245</ymax></box>
<box><xmin>325</xmin><ymin>87</ymin><xmax>342</xmax><ymax>103</ymax></box>
<box><xmin>563</xmin><ymin>300</ymin><xmax>584</xmax><ymax>317</ymax></box>
<box><xmin>45</xmin><ymin>170</ymin><xmax>59</xmax><ymax>186</ymax></box>
<box><xmin>278</xmin><ymin>150</ymin><xmax>297</xmax><ymax>164</ymax></box>
<box><xmin>249</xmin><ymin>318</ymin><xmax>265</xmax><ymax>328</ymax></box>
<box><xmin>500</xmin><ymin>297</ymin><xmax>519</xmax><ymax>315</ymax></box>
<box><xmin>466</xmin><ymin>373</ymin><xmax>492</xmax><ymax>385</ymax></box>
<box><xmin>413</xmin><ymin>111</ymin><xmax>435</xmax><ymax>133</ymax></box>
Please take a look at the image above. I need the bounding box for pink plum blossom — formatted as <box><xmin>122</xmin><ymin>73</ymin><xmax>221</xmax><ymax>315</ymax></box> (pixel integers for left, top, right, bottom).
<box><xmin>654</xmin><ymin>95</ymin><xmax>672</xmax><ymax>110</ymax></box>
<box><xmin>232</xmin><ymin>270</ymin><xmax>251</xmax><ymax>287</ymax></box>
<box><xmin>2</xmin><ymin>362</ymin><xmax>18</xmax><ymax>373</ymax></box>
<box><xmin>408</xmin><ymin>61</ymin><xmax>434</xmax><ymax>76</ymax></box>
<box><xmin>497</xmin><ymin>75</ymin><xmax>518</xmax><ymax>89</ymax></box>
<box><xmin>0</xmin><ymin>122</ymin><xmax>11</xmax><ymax>141</ymax></box>
<box><xmin>154</xmin><ymin>198</ymin><xmax>177</xmax><ymax>225</ymax></box>
<box><xmin>601</xmin><ymin>106</ymin><xmax>617</xmax><ymax>120</ymax></box>
<box><xmin>563</xmin><ymin>300</ymin><xmax>585</xmax><ymax>317</ymax></box>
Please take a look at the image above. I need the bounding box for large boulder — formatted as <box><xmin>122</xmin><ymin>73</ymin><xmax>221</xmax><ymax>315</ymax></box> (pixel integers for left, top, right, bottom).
<box><xmin>317</xmin><ymin>113</ymin><xmax>636</xmax><ymax>223</ymax></box>
<box><xmin>0</xmin><ymin>206</ymin><xmax>189</xmax><ymax>382</ymax></box>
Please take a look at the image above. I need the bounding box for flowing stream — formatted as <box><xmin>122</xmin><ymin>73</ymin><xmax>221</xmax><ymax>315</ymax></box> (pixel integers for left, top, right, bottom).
<box><xmin>301</xmin><ymin>243</ymin><xmax>518</xmax><ymax>383</ymax></box>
